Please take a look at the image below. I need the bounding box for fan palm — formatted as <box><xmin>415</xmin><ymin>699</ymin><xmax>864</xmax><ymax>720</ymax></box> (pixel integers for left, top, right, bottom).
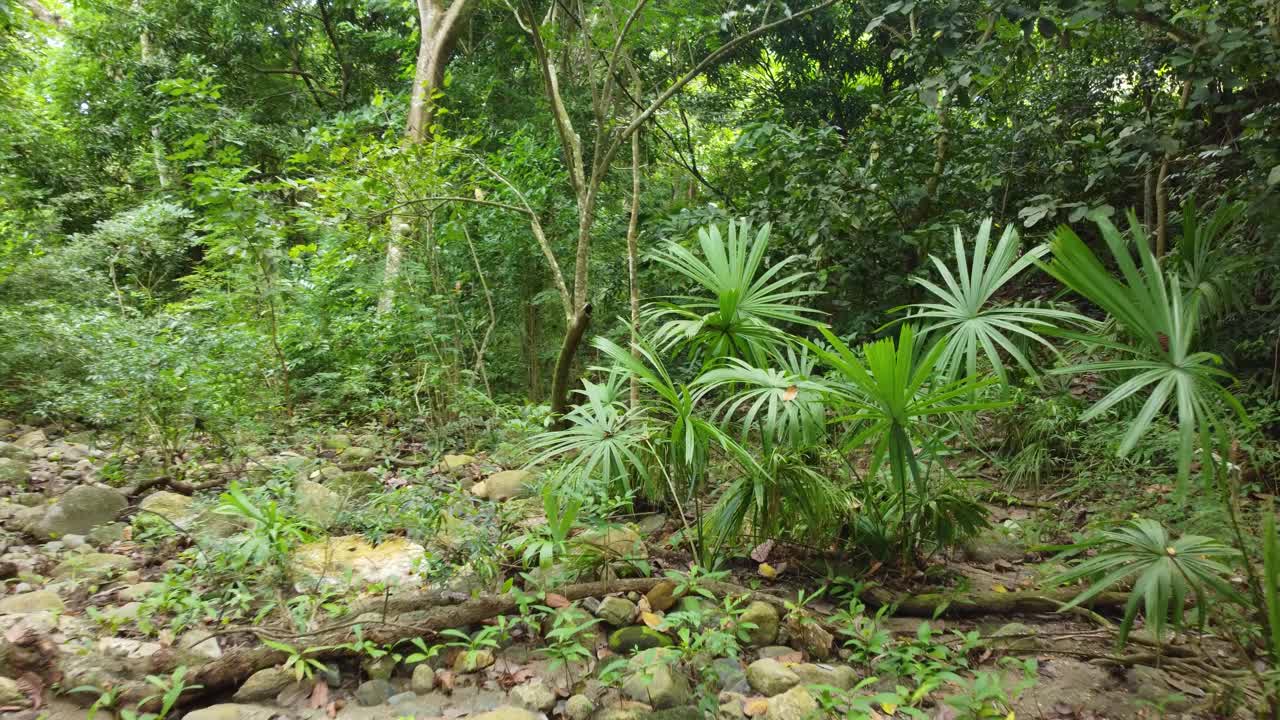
<box><xmin>1041</xmin><ymin>212</ymin><xmax>1246</xmax><ymax>485</ymax></box>
<box><xmin>646</xmin><ymin>219</ymin><xmax>821</xmax><ymax>368</ymax></box>
<box><xmin>1171</xmin><ymin>198</ymin><xmax>1250</xmax><ymax>324</ymax></box>
<box><xmin>525</xmin><ymin>373</ymin><xmax>652</xmax><ymax>500</ymax></box>
<box><xmin>901</xmin><ymin>218</ymin><xmax>1090</xmax><ymax>384</ymax></box>
<box><xmin>1051</xmin><ymin>518</ymin><xmax>1242</xmax><ymax>646</ymax></box>
<box><xmin>693</xmin><ymin>346</ymin><xmax>827</xmax><ymax>453</ymax></box>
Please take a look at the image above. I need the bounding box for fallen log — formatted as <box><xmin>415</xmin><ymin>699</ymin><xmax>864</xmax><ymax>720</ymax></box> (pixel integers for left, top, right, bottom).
<box><xmin>864</xmin><ymin>585</ymin><xmax>1129</xmax><ymax>617</ymax></box>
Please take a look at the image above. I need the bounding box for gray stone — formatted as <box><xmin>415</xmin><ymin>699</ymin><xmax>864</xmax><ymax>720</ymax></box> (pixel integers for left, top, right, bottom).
<box><xmin>234</xmin><ymin>667</ymin><xmax>296</xmax><ymax>702</ymax></box>
<box><xmin>341</xmin><ymin>446</ymin><xmax>378</xmax><ymax>463</ymax></box>
<box><xmin>102</xmin><ymin>601</ymin><xmax>142</xmax><ymax>622</ymax></box>
<box><xmin>708</xmin><ymin>657</ymin><xmax>747</xmax><ymax>692</ymax></box>
<box><xmin>183</xmin><ymin>704</ymin><xmax>277</xmax><ymax>720</ymax></box>
<box><xmin>579</xmin><ymin>526</ymin><xmax>647</xmax><ymax>560</ymax></box>
<box><xmin>355</xmin><ymin>678</ymin><xmax>395</xmax><ymax>706</ymax></box>
<box><xmin>469</xmin><ymin>707</ymin><xmax>540</xmax><ymax>720</ymax></box>
<box><xmin>962</xmin><ymin>527</ymin><xmax>1025</xmax><ymax>563</ymax></box>
<box><xmin>990</xmin><ymin>621</ymin><xmax>1039</xmax><ymax>651</ymax></box>
<box><xmin>746</xmin><ymin>658</ymin><xmax>800</xmax><ymax>696</ymax></box>
<box><xmin>596</xmin><ymin>595</ymin><xmax>637</xmax><ymax>627</ymax></box>
<box><xmin>0</xmin><ymin>675</ymin><xmax>28</xmax><ymax>707</ymax></box>
<box><xmin>14</xmin><ymin>430</ymin><xmax>46</xmax><ymax>449</ymax></box>
<box><xmin>622</xmin><ymin>648</ymin><xmax>690</xmax><ymax>710</ymax></box>
<box><xmin>792</xmin><ymin>662</ymin><xmax>859</xmax><ymax>690</ymax></box>
<box><xmin>296</xmin><ymin>480</ymin><xmax>340</xmax><ymax>528</ymax></box>
<box><xmin>361</xmin><ymin>655</ymin><xmax>397</xmax><ymax>681</ymax></box>
<box><xmin>764</xmin><ymin>686</ymin><xmax>818</xmax><ymax>720</ymax></box>
<box><xmin>739</xmin><ymin>601</ymin><xmax>780</xmax><ymax>646</ymax></box>
<box><xmin>510</xmin><ymin>678</ymin><xmax>556</xmax><ymax>712</ymax></box>
<box><xmin>387</xmin><ymin>691</ymin><xmax>418</xmax><ymax>705</ymax></box>
<box><xmin>483</xmin><ymin>469</ymin><xmax>533</xmax><ymax>501</ymax></box>
<box><xmin>453</xmin><ymin>648</ymin><xmax>496</xmax><ymax>673</ymax></box>
<box><xmin>0</xmin><ymin>589</ymin><xmax>64</xmax><ymax>614</ymax></box>
<box><xmin>138</xmin><ymin>491</ymin><xmax>195</xmax><ymax>525</ymax></box>
<box><xmin>410</xmin><ymin>663</ymin><xmax>437</xmax><ymax>693</ymax></box>
<box><xmin>0</xmin><ymin>457</ymin><xmax>28</xmax><ymax>486</ymax></box>
<box><xmin>117</xmin><ymin>582</ymin><xmax>162</xmax><ymax>602</ymax></box>
<box><xmin>437</xmin><ymin>454</ymin><xmax>476</xmax><ymax>472</ymax></box>
<box><xmin>52</xmin><ymin>552</ymin><xmax>132</xmax><ymax>579</ymax></box>
<box><xmin>27</xmin><ymin>485</ymin><xmax>127</xmax><ymax>540</ymax></box>
<box><xmin>757</xmin><ymin>646</ymin><xmax>797</xmax><ymax>659</ymax></box>
<box><xmin>783</xmin><ymin>614</ymin><xmax>833</xmax><ymax>660</ymax></box>
<box><xmin>87</xmin><ymin>522</ymin><xmax>129</xmax><ymax>546</ymax></box>
<box><xmin>608</xmin><ymin>626</ymin><xmax>673</xmax><ymax>653</ymax></box>
<box><xmin>634</xmin><ymin>513</ymin><xmax>667</xmax><ymax>536</ymax></box>
<box><xmin>565</xmin><ymin>693</ymin><xmax>595</xmax><ymax>720</ymax></box>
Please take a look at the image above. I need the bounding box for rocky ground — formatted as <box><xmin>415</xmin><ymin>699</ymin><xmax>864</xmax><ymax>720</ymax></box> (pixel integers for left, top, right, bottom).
<box><xmin>0</xmin><ymin>421</ymin><xmax>1252</xmax><ymax>720</ymax></box>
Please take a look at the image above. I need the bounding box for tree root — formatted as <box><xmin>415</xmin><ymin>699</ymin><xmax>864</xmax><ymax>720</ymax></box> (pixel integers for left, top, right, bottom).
<box><xmin>122</xmin><ymin>474</ymin><xmax>227</xmax><ymax>497</ymax></box>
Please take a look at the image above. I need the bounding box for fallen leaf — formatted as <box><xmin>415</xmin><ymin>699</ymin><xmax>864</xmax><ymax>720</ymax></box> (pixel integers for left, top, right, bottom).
<box><xmin>750</xmin><ymin>539</ymin><xmax>775</xmax><ymax>563</ymax></box>
<box><xmin>744</xmin><ymin>697</ymin><xmax>770</xmax><ymax>716</ymax></box>
<box><xmin>758</xmin><ymin>562</ymin><xmax>778</xmax><ymax>579</ymax></box>
<box><xmin>545</xmin><ymin>593</ymin><xmax>570</xmax><ymax>609</ymax></box>
<box><xmin>325</xmin><ymin>701</ymin><xmax>337</xmax><ymax>719</ymax></box>
<box><xmin>307</xmin><ymin>681</ymin><xmax>329</xmax><ymax>710</ymax></box>
<box><xmin>882</xmin><ymin>702</ymin><xmax>898</xmax><ymax>714</ymax></box>
<box><xmin>437</xmin><ymin>670</ymin><xmax>455</xmax><ymax>693</ymax></box>
<box><xmin>641</xmin><ymin>611</ymin><xmax>663</xmax><ymax>629</ymax></box>
<box><xmin>782</xmin><ymin>385</ymin><xmax>799</xmax><ymax>402</ymax></box>
<box><xmin>637</xmin><ymin>596</ymin><xmax>652</xmax><ymax>613</ymax></box>
<box><xmin>16</xmin><ymin>672</ymin><xmax>43</xmax><ymax>710</ymax></box>
<box><xmin>992</xmin><ymin>584</ymin><xmax>1008</xmax><ymax>593</ymax></box>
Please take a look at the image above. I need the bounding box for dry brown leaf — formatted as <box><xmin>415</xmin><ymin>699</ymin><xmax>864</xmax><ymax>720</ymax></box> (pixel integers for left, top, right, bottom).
<box><xmin>637</xmin><ymin>596</ymin><xmax>652</xmax><ymax>613</ymax></box>
<box><xmin>545</xmin><ymin>593</ymin><xmax>570</xmax><ymax>609</ymax></box>
<box><xmin>782</xmin><ymin>385</ymin><xmax>799</xmax><ymax>402</ymax></box>
<box><xmin>17</xmin><ymin>672</ymin><xmax>43</xmax><ymax>710</ymax></box>
<box><xmin>307</xmin><ymin>680</ymin><xmax>329</xmax><ymax>710</ymax></box>
<box><xmin>750</xmin><ymin>539</ymin><xmax>775</xmax><ymax>563</ymax></box>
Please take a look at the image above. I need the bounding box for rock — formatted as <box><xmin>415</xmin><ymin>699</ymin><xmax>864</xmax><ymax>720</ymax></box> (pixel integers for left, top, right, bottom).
<box><xmin>454</xmin><ymin>649</ymin><xmax>496</xmax><ymax>673</ymax></box>
<box><xmin>52</xmin><ymin>552</ymin><xmax>132</xmax><ymax>579</ymax></box>
<box><xmin>746</xmin><ymin>658</ymin><xmax>800</xmax><ymax>696</ymax></box>
<box><xmin>483</xmin><ymin>469</ymin><xmax>533</xmax><ymax>501</ymax></box>
<box><xmin>325</xmin><ymin>470</ymin><xmax>381</xmax><ymax>500</ymax></box>
<box><xmin>717</xmin><ymin>694</ymin><xmax>748</xmax><ymax>720</ymax></box>
<box><xmin>14</xmin><ymin>430</ymin><xmax>46</xmax><ymax>449</ymax></box>
<box><xmin>565</xmin><ymin>693</ymin><xmax>594</xmax><ymax>720</ymax></box>
<box><xmin>1126</xmin><ymin>665</ymin><xmax>1193</xmax><ymax>710</ymax></box>
<box><xmin>622</xmin><ymin>647</ymin><xmax>689</xmax><ymax>709</ymax></box>
<box><xmin>469</xmin><ymin>481</ymin><xmax>490</xmax><ymax>499</ymax></box>
<box><xmin>609</xmin><ymin>626</ymin><xmax>673</xmax><ymax>653</ymax></box>
<box><xmin>644</xmin><ymin>580</ymin><xmax>677</xmax><ymax>611</ymax></box>
<box><xmin>87</xmin><ymin>522</ymin><xmax>129</xmax><ymax>546</ymax></box>
<box><xmin>764</xmin><ymin>686</ymin><xmax>818</xmax><ymax>720</ymax></box>
<box><xmin>990</xmin><ymin>621</ymin><xmax>1039</xmax><ymax>651</ymax></box>
<box><xmin>596</xmin><ymin>596</ymin><xmax>638</xmax><ymax>627</ymax></box>
<box><xmin>593</xmin><ymin>701</ymin><xmax>655</xmax><ymax>720</ymax></box>
<box><xmin>62</xmin><ymin>533</ymin><xmax>87</xmax><ymax>549</ymax></box>
<box><xmin>184</xmin><ymin>704</ymin><xmax>277</xmax><ymax>720</ymax></box>
<box><xmin>962</xmin><ymin>527</ymin><xmax>1024</xmax><ymax>563</ymax></box>
<box><xmin>580</xmin><ymin>526</ymin><xmax>648</xmax><ymax>560</ymax></box>
<box><xmin>0</xmin><ymin>419</ymin><xmax>13</xmax><ymax>435</ymax></box>
<box><xmin>117</xmin><ymin>582</ymin><xmax>161</xmax><ymax>602</ymax></box>
<box><xmin>739</xmin><ymin>601</ymin><xmax>779</xmax><ymax>646</ymax></box>
<box><xmin>362</xmin><ymin>655</ymin><xmax>397</xmax><ymax>681</ymax></box>
<box><xmin>138</xmin><ymin>491</ymin><xmax>195</xmax><ymax>525</ymax></box>
<box><xmin>469</xmin><ymin>707</ymin><xmax>540</xmax><ymax>720</ymax></box>
<box><xmin>27</xmin><ymin>485</ymin><xmax>127</xmax><ymax>540</ymax></box>
<box><xmin>322</xmin><ymin>434</ymin><xmax>352</xmax><ymax>450</ymax></box>
<box><xmin>708</xmin><ymin>657</ymin><xmax>747</xmax><ymax>692</ymax></box>
<box><xmin>438</xmin><ymin>454</ymin><xmax>477</xmax><ymax>472</ymax></box>
<box><xmin>98</xmin><ymin>637</ymin><xmax>161</xmax><ymax>659</ymax></box>
<box><xmin>0</xmin><ymin>589</ymin><xmax>64</xmax><ymax>614</ymax></box>
<box><xmin>102</xmin><ymin>601</ymin><xmax>142</xmax><ymax>622</ymax></box>
<box><xmin>792</xmin><ymin>663</ymin><xmax>859</xmax><ymax>690</ymax></box>
<box><xmin>387</xmin><ymin>691</ymin><xmax>418</xmax><ymax>705</ymax></box>
<box><xmin>355</xmin><ymin>678</ymin><xmax>395</xmax><ymax>706</ymax></box>
<box><xmin>411</xmin><ymin>663</ymin><xmax>437</xmax><ymax>693</ymax></box>
<box><xmin>0</xmin><ymin>676</ymin><xmax>29</xmax><ymax>707</ymax></box>
<box><xmin>178</xmin><ymin>629</ymin><xmax>223</xmax><ymax>660</ymax></box>
<box><xmin>634</xmin><ymin>513</ymin><xmax>667</xmax><ymax>536</ymax></box>
<box><xmin>340</xmin><ymin>446</ymin><xmax>378</xmax><ymax>463</ymax></box>
<box><xmin>755</xmin><ymin>646</ymin><xmax>796</xmax><ymax>659</ymax></box>
<box><xmin>290</xmin><ymin>535</ymin><xmax>425</xmax><ymax>587</ymax></box>
<box><xmin>510</xmin><ymin>678</ymin><xmax>556</xmax><ymax>712</ymax></box>
<box><xmin>783</xmin><ymin>615</ymin><xmax>833</xmax><ymax>660</ymax></box>
<box><xmin>234</xmin><ymin>667</ymin><xmax>296</xmax><ymax>702</ymax></box>
<box><xmin>0</xmin><ymin>457</ymin><xmax>28</xmax><ymax>486</ymax></box>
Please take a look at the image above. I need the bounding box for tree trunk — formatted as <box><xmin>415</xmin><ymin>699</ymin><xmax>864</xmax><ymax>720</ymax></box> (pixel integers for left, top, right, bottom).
<box><xmin>550</xmin><ymin>304</ymin><xmax>593</xmax><ymax>426</ymax></box>
<box><xmin>626</xmin><ymin>127</ymin><xmax>642</xmax><ymax>407</ymax></box>
<box><xmin>378</xmin><ymin>0</ymin><xmax>472</xmax><ymax>315</ymax></box>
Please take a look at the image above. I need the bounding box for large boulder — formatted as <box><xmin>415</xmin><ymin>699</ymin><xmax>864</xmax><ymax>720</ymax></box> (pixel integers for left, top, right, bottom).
<box><xmin>509</xmin><ymin>679</ymin><xmax>556</xmax><ymax>712</ymax></box>
<box><xmin>295</xmin><ymin>480</ymin><xmax>340</xmax><ymax>528</ymax></box>
<box><xmin>578</xmin><ymin>526</ymin><xmax>647</xmax><ymax>559</ymax></box>
<box><xmin>764</xmin><ymin>686</ymin><xmax>818</xmax><ymax>720</ymax></box>
<box><xmin>739</xmin><ymin>601</ymin><xmax>780</xmax><ymax>646</ymax></box>
<box><xmin>138</xmin><ymin>491</ymin><xmax>196</xmax><ymax>526</ymax></box>
<box><xmin>608</xmin><ymin>626</ymin><xmax>672</xmax><ymax>653</ymax></box>
<box><xmin>746</xmin><ymin>658</ymin><xmax>799</xmax><ymax>696</ymax></box>
<box><xmin>622</xmin><ymin>648</ymin><xmax>690</xmax><ymax>710</ymax></box>
<box><xmin>0</xmin><ymin>589</ymin><xmax>64</xmax><ymax>614</ymax></box>
<box><xmin>962</xmin><ymin>527</ymin><xmax>1024</xmax><ymax>563</ymax></box>
<box><xmin>481</xmin><ymin>470</ymin><xmax>533</xmax><ymax>501</ymax></box>
<box><xmin>792</xmin><ymin>663</ymin><xmax>859</xmax><ymax>690</ymax></box>
<box><xmin>52</xmin><ymin>552</ymin><xmax>132</xmax><ymax>580</ymax></box>
<box><xmin>0</xmin><ymin>458</ymin><xmax>28</xmax><ymax>486</ymax></box>
<box><xmin>26</xmin><ymin>485</ymin><xmax>127</xmax><ymax>540</ymax></box>
<box><xmin>291</xmin><ymin>535</ymin><xmax>425</xmax><ymax>587</ymax></box>
<box><xmin>234</xmin><ymin>667</ymin><xmax>295</xmax><ymax>702</ymax></box>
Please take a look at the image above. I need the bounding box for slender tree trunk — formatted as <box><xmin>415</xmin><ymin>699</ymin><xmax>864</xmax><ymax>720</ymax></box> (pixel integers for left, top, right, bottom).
<box><xmin>550</xmin><ymin>305</ymin><xmax>592</xmax><ymax>426</ymax></box>
<box><xmin>136</xmin><ymin>2</ymin><xmax>171</xmax><ymax>189</ymax></box>
<box><xmin>626</xmin><ymin>128</ymin><xmax>642</xmax><ymax>407</ymax></box>
<box><xmin>378</xmin><ymin>0</ymin><xmax>472</xmax><ymax>315</ymax></box>
<box><xmin>1155</xmin><ymin>79</ymin><xmax>1193</xmax><ymax>257</ymax></box>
